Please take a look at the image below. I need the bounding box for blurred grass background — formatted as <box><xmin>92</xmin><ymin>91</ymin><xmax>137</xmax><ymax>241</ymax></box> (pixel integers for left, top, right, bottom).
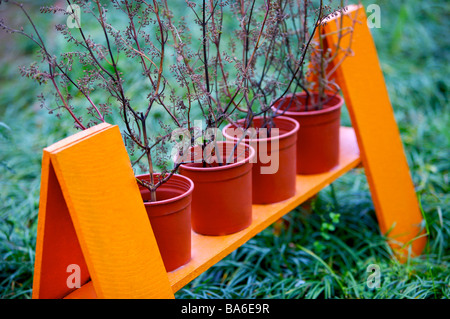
<box><xmin>0</xmin><ymin>0</ymin><xmax>448</xmax><ymax>298</ymax></box>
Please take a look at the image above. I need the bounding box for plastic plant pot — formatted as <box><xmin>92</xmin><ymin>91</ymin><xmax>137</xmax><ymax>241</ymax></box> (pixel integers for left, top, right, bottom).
<box><xmin>178</xmin><ymin>141</ymin><xmax>255</xmax><ymax>236</ymax></box>
<box><xmin>272</xmin><ymin>92</ymin><xmax>343</xmax><ymax>174</ymax></box>
<box><xmin>222</xmin><ymin>116</ymin><xmax>299</xmax><ymax>204</ymax></box>
<box><xmin>137</xmin><ymin>173</ymin><xmax>194</xmax><ymax>272</ymax></box>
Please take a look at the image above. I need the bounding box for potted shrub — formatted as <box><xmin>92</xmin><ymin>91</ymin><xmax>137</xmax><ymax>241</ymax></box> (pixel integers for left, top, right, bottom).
<box><xmin>222</xmin><ymin>0</ymin><xmax>327</xmax><ymax>203</ymax></box>
<box><xmin>162</xmin><ymin>0</ymin><xmax>265</xmax><ymax>235</ymax></box>
<box><xmin>0</xmin><ymin>0</ymin><xmax>195</xmax><ymax>271</ymax></box>
<box><xmin>271</xmin><ymin>0</ymin><xmax>356</xmax><ymax>174</ymax></box>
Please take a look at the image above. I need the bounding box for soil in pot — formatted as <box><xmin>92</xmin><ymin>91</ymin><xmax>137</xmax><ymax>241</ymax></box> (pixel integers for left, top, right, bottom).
<box><xmin>137</xmin><ymin>173</ymin><xmax>194</xmax><ymax>272</ymax></box>
<box><xmin>222</xmin><ymin>116</ymin><xmax>299</xmax><ymax>204</ymax></box>
<box><xmin>272</xmin><ymin>92</ymin><xmax>343</xmax><ymax>174</ymax></box>
<box><xmin>178</xmin><ymin>141</ymin><xmax>255</xmax><ymax>236</ymax></box>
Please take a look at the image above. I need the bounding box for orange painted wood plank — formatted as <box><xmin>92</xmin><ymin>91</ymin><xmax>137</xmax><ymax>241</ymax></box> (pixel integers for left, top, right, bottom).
<box><xmin>32</xmin><ymin>153</ymin><xmax>90</xmax><ymax>299</ymax></box>
<box><xmin>33</xmin><ymin>124</ymin><xmax>112</xmax><ymax>299</ymax></box>
<box><xmin>44</xmin><ymin>122</ymin><xmax>111</xmax><ymax>154</ymax></box>
<box><xmin>63</xmin><ymin>281</ymin><xmax>97</xmax><ymax>299</ymax></box>
<box><xmin>33</xmin><ymin>123</ymin><xmax>174</xmax><ymax>299</ymax></box>
<box><xmin>64</xmin><ymin>126</ymin><xmax>360</xmax><ymax>298</ymax></box>
<box><xmin>322</xmin><ymin>5</ymin><xmax>426</xmax><ymax>258</ymax></box>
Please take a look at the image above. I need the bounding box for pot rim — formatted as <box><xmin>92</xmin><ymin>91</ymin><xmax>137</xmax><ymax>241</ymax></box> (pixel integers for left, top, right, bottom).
<box><xmin>136</xmin><ymin>173</ymin><xmax>194</xmax><ymax>206</ymax></box>
<box><xmin>272</xmin><ymin>92</ymin><xmax>344</xmax><ymax>117</ymax></box>
<box><xmin>222</xmin><ymin>115</ymin><xmax>300</xmax><ymax>143</ymax></box>
<box><xmin>179</xmin><ymin>141</ymin><xmax>255</xmax><ymax>172</ymax></box>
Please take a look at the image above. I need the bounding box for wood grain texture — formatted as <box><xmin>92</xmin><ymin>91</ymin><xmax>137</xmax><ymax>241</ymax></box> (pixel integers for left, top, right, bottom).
<box><xmin>32</xmin><ymin>153</ymin><xmax>90</xmax><ymax>299</ymax></box>
<box><xmin>32</xmin><ymin>124</ymin><xmax>112</xmax><ymax>299</ymax></box>
<box><xmin>33</xmin><ymin>123</ymin><xmax>174</xmax><ymax>299</ymax></box>
<box><xmin>322</xmin><ymin>5</ymin><xmax>426</xmax><ymax>258</ymax></box>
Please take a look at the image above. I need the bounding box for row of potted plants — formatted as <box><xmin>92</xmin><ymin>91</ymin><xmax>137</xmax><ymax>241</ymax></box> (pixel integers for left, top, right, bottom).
<box><xmin>1</xmin><ymin>0</ymin><xmax>352</xmax><ymax>272</ymax></box>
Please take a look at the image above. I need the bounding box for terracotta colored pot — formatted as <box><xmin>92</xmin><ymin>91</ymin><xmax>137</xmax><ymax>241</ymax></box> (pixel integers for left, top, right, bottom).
<box><xmin>178</xmin><ymin>141</ymin><xmax>255</xmax><ymax>236</ymax></box>
<box><xmin>137</xmin><ymin>173</ymin><xmax>194</xmax><ymax>272</ymax></box>
<box><xmin>272</xmin><ymin>92</ymin><xmax>343</xmax><ymax>174</ymax></box>
<box><xmin>222</xmin><ymin>116</ymin><xmax>299</xmax><ymax>204</ymax></box>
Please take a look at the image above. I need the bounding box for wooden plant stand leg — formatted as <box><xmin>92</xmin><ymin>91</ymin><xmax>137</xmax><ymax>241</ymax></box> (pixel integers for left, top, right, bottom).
<box><xmin>321</xmin><ymin>5</ymin><xmax>427</xmax><ymax>258</ymax></box>
<box><xmin>32</xmin><ymin>123</ymin><xmax>174</xmax><ymax>299</ymax></box>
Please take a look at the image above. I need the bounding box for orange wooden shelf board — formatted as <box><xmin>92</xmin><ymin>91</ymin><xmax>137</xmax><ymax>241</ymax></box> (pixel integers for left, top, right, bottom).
<box><xmin>65</xmin><ymin>126</ymin><xmax>359</xmax><ymax>298</ymax></box>
<box><xmin>168</xmin><ymin>126</ymin><xmax>360</xmax><ymax>293</ymax></box>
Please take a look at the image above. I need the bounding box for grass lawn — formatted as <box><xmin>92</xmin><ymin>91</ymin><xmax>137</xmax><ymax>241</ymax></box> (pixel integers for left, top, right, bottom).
<box><xmin>0</xmin><ymin>0</ymin><xmax>448</xmax><ymax>299</ymax></box>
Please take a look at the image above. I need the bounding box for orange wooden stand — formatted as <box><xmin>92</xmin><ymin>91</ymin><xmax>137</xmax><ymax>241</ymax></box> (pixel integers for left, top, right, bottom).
<box><xmin>32</xmin><ymin>123</ymin><xmax>173</xmax><ymax>299</ymax></box>
<box><xmin>32</xmin><ymin>5</ymin><xmax>425</xmax><ymax>299</ymax></box>
<box><xmin>321</xmin><ymin>4</ymin><xmax>426</xmax><ymax>258</ymax></box>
